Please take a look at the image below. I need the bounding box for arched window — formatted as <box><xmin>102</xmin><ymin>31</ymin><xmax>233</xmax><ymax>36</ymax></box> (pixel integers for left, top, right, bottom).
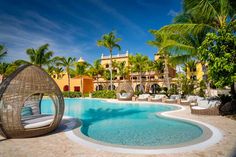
<box><xmin>96</xmin><ymin>85</ymin><xmax>103</xmax><ymax>91</ymax></box>
<box><xmin>108</xmin><ymin>84</ymin><xmax>116</xmax><ymax>90</ymax></box>
<box><xmin>135</xmin><ymin>84</ymin><xmax>144</xmax><ymax>92</ymax></box>
<box><xmin>150</xmin><ymin>84</ymin><xmax>161</xmax><ymax>94</ymax></box>
<box><xmin>63</xmin><ymin>85</ymin><xmax>69</xmax><ymax>91</ymax></box>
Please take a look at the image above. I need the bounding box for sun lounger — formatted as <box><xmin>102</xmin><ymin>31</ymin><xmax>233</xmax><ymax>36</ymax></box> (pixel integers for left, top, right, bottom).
<box><xmin>164</xmin><ymin>95</ymin><xmax>181</xmax><ymax>104</ymax></box>
<box><xmin>137</xmin><ymin>94</ymin><xmax>150</xmax><ymax>101</ymax></box>
<box><xmin>190</xmin><ymin>100</ymin><xmax>221</xmax><ymax>115</ymax></box>
<box><xmin>180</xmin><ymin>95</ymin><xmax>201</xmax><ymax>105</ymax></box>
<box><xmin>151</xmin><ymin>94</ymin><xmax>167</xmax><ymax>102</ymax></box>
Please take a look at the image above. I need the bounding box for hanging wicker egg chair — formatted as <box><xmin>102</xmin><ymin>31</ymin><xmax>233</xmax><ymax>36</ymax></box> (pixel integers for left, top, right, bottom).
<box><xmin>116</xmin><ymin>81</ymin><xmax>134</xmax><ymax>101</ymax></box>
<box><xmin>0</xmin><ymin>64</ymin><xmax>64</xmax><ymax>138</ymax></box>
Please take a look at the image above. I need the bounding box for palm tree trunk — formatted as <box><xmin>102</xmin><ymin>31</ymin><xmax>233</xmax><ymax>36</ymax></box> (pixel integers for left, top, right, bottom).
<box><xmin>109</xmin><ymin>49</ymin><xmax>113</xmax><ymax>90</ymax></box>
<box><xmin>68</xmin><ymin>71</ymin><xmax>70</xmax><ymax>97</ymax></box>
<box><xmin>164</xmin><ymin>57</ymin><xmax>170</xmax><ymax>89</ymax></box>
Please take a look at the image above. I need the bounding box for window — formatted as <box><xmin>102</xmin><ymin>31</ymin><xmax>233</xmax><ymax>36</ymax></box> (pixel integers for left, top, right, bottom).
<box><xmin>63</xmin><ymin>85</ymin><xmax>69</xmax><ymax>91</ymax></box>
<box><xmin>105</xmin><ymin>64</ymin><xmax>109</xmax><ymax>68</ymax></box>
<box><xmin>74</xmin><ymin>86</ymin><xmax>80</xmax><ymax>92</ymax></box>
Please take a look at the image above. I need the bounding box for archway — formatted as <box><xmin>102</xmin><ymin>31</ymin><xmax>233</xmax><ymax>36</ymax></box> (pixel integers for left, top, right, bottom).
<box><xmin>150</xmin><ymin>84</ymin><xmax>161</xmax><ymax>94</ymax></box>
<box><xmin>108</xmin><ymin>84</ymin><xmax>116</xmax><ymax>90</ymax></box>
<box><xmin>96</xmin><ymin>85</ymin><xmax>103</xmax><ymax>91</ymax></box>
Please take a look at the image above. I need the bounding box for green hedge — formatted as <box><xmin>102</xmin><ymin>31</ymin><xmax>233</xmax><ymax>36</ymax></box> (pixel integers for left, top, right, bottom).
<box><xmin>92</xmin><ymin>90</ymin><xmax>116</xmax><ymax>99</ymax></box>
<box><xmin>63</xmin><ymin>91</ymin><xmax>82</xmax><ymax>98</ymax></box>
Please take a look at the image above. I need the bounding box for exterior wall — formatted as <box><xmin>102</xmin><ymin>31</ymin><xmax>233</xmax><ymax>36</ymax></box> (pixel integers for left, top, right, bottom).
<box><xmin>53</xmin><ymin>74</ymin><xmax>93</xmax><ymax>93</ymax></box>
<box><xmin>101</xmin><ymin>53</ymin><xmax>129</xmax><ymax>71</ymax></box>
<box><xmin>154</xmin><ymin>54</ymin><xmax>176</xmax><ymax>78</ymax></box>
<box><xmin>94</xmin><ymin>52</ymin><xmax>177</xmax><ymax>92</ymax></box>
<box><xmin>101</xmin><ymin>57</ymin><xmax>129</xmax><ymax>68</ymax></box>
<box><xmin>83</xmin><ymin>78</ymin><xmax>94</xmax><ymax>93</ymax></box>
<box><xmin>187</xmin><ymin>62</ymin><xmax>205</xmax><ymax>81</ymax></box>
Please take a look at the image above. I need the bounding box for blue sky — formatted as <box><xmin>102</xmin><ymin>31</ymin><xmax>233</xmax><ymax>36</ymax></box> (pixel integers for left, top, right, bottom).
<box><xmin>0</xmin><ymin>0</ymin><xmax>181</xmax><ymax>64</ymax></box>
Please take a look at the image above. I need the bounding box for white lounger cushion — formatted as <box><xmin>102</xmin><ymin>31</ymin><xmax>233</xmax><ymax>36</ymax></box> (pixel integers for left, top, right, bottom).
<box><xmin>119</xmin><ymin>93</ymin><xmax>131</xmax><ymax>99</ymax></box>
<box><xmin>153</xmin><ymin>94</ymin><xmax>166</xmax><ymax>99</ymax></box>
<box><xmin>197</xmin><ymin>100</ymin><xmax>221</xmax><ymax>109</ymax></box>
<box><xmin>24</xmin><ymin>119</ymin><xmax>53</xmax><ymax>129</ymax></box>
<box><xmin>22</xmin><ymin>114</ymin><xmax>54</xmax><ymax>129</ymax></box>
<box><xmin>170</xmin><ymin>95</ymin><xmax>181</xmax><ymax>100</ymax></box>
<box><xmin>192</xmin><ymin>106</ymin><xmax>206</xmax><ymax>110</ymax></box>
<box><xmin>138</xmin><ymin>94</ymin><xmax>150</xmax><ymax>99</ymax></box>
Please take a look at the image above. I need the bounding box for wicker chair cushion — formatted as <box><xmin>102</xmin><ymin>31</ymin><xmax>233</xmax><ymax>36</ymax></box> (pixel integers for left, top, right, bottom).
<box><xmin>197</xmin><ymin>97</ymin><xmax>205</xmax><ymax>103</ymax></box>
<box><xmin>22</xmin><ymin>114</ymin><xmax>54</xmax><ymax>129</ymax></box>
<box><xmin>208</xmin><ymin>100</ymin><xmax>221</xmax><ymax>107</ymax></box>
<box><xmin>198</xmin><ymin>100</ymin><xmax>210</xmax><ymax>108</ymax></box>
<box><xmin>21</xmin><ymin>107</ymin><xmax>33</xmax><ymax>117</ymax></box>
<box><xmin>187</xmin><ymin>96</ymin><xmax>199</xmax><ymax>102</ymax></box>
<box><xmin>119</xmin><ymin>93</ymin><xmax>131</xmax><ymax>98</ymax></box>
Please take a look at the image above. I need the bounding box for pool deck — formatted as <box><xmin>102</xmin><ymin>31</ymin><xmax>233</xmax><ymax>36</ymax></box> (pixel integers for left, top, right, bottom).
<box><xmin>0</xmin><ymin>99</ymin><xmax>236</xmax><ymax>157</ymax></box>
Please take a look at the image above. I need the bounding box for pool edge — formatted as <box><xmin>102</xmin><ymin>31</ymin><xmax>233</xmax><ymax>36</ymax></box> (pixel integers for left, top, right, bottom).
<box><xmin>63</xmin><ymin>99</ymin><xmax>223</xmax><ymax>154</ymax></box>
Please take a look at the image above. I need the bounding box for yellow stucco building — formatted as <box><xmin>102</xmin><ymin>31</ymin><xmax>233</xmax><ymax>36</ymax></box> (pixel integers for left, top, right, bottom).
<box><xmin>52</xmin><ymin>58</ymin><xmax>94</xmax><ymax>94</ymax></box>
<box><xmin>53</xmin><ymin>73</ymin><xmax>93</xmax><ymax>94</ymax></box>
<box><xmin>94</xmin><ymin>51</ymin><xmax>177</xmax><ymax>93</ymax></box>
<box><xmin>186</xmin><ymin>62</ymin><xmax>207</xmax><ymax>81</ymax></box>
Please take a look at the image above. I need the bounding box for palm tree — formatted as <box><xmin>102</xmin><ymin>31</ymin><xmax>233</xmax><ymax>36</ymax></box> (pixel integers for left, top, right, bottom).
<box><xmin>129</xmin><ymin>54</ymin><xmax>149</xmax><ymax>92</ymax></box>
<box><xmin>145</xmin><ymin>60</ymin><xmax>153</xmax><ymax>84</ymax></box>
<box><xmin>148</xmin><ymin>30</ymin><xmax>195</xmax><ymax>89</ymax></box>
<box><xmin>87</xmin><ymin>59</ymin><xmax>105</xmax><ymax>83</ymax></box>
<box><xmin>160</xmin><ymin>0</ymin><xmax>236</xmax><ymax>36</ymax></box>
<box><xmin>0</xmin><ymin>62</ymin><xmax>19</xmax><ymax>80</ymax></box>
<box><xmin>0</xmin><ymin>62</ymin><xmax>10</xmax><ymax>80</ymax></box>
<box><xmin>115</xmin><ymin>61</ymin><xmax>129</xmax><ymax>80</ymax></box>
<box><xmin>54</xmin><ymin>67</ymin><xmax>64</xmax><ymax>79</ymax></box>
<box><xmin>153</xmin><ymin>60</ymin><xmax>164</xmax><ymax>74</ymax></box>
<box><xmin>26</xmin><ymin>44</ymin><xmax>53</xmax><ymax>68</ymax></box>
<box><xmin>75</xmin><ymin>59</ymin><xmax>90</xmax><ymax>94</ymax></box>
<box><xmin>184</xmin><ymin>60</ymin><xmax>198</xmax><ymax>81</ymax></box>
<box><xmin>0</xmin><ymin>45</ymin><xmax>7</xmax><ymax>61</ymax></box>
<box><xmin>56</xmin><ymin>57</ymin><xmax>76</xmax><ymax>92</ymax></box>
<box><xmin>97</xmin><ymin>31</ymin><xmax>122</xmax><ymax>90</ymax></box>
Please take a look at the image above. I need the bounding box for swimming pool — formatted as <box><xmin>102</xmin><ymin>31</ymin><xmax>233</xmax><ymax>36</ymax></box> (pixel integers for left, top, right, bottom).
<box><xmin>41</xmin><ymin>98</ymin><xmax>208</xmax><ymax>148</ymax></box>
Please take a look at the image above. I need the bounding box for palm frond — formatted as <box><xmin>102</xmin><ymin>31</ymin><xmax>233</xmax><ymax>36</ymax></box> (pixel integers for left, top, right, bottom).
<box><xmin>160</xmin><ymin>23</ymin><xmax>216</xmax><ymax>35</ymax></box>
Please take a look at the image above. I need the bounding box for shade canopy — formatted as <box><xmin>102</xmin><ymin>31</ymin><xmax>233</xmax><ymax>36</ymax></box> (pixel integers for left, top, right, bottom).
<box><xmin>0</xmin><ymin>64</ymin><xmax>64</xmax><ymax>138</ymax></box>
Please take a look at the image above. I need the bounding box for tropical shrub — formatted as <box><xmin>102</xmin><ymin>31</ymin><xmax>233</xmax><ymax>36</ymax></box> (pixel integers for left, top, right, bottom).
<box><xmin>63</xmin><ymin>91</ymin><xmax>82</xmax><ymax>98</ymax></box>
<box><xmin>167</xmin><ymin>85</ymin><xmax>178</xmax><ymax>96</ymax></box>
<box><xmin>92</xmin><ymin>90</ymin><xmax>116</xmax><ymax>99</ymax></box>
<box><xmin>83</xmin><ymin>93</ymin><xmax>90</xmax><ymax>97</ymax></box>
<box><xmin>199</xmin><ymin>26</ymin><xmax>236</xmax><ymax>99</ymax></box>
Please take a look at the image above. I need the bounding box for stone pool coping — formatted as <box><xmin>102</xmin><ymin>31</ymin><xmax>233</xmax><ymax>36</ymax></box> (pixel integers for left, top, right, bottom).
<box><xmin>63</xmin><ymin>98</ymin><xmax>223</xmax><ymax>154</ymax></box>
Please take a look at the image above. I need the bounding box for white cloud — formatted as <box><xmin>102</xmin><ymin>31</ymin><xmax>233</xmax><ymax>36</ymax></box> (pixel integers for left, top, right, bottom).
<box><xmin>0</xmin><ymin>13</ymin><xmax>95</xmax><ymax>62</ymax></box>
<box><xmin>168</xmin><ymin>9</ymin><xmax>178</xmax><ymax>17</ymax></box>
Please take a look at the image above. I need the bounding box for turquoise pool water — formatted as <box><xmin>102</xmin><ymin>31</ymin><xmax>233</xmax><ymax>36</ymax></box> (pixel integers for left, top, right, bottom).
<box><xmin>41</xmin><ymin>98</ymin><xmax>203</xmax><ymax>147</ymax></box>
